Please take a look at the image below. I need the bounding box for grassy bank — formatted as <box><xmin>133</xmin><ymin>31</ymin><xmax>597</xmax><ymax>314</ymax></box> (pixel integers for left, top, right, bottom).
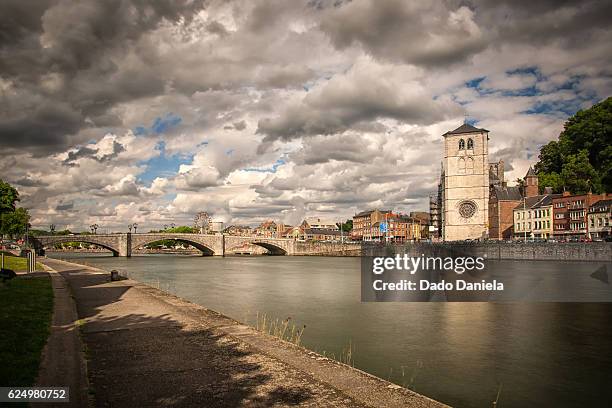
<box><xmin>1</xmin><ymin>252</ymin><xmax>43</xmax><ymax>271</ymax></box>
<box><xmin>0</xmin><ymin>275</ymin><xmax>54</xmax><ymax>386</ymax></box>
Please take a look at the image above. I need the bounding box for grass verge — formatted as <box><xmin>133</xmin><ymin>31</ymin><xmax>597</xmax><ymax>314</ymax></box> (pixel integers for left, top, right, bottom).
<box><xmin>0</xmin><ymin>275</ymin><xmax>54</xmax><ymax>386</ymax></box>
<box><xmin>1</xmin><ymin>252</ymin><xmax>44</xmax><ymax>271</ymax></box>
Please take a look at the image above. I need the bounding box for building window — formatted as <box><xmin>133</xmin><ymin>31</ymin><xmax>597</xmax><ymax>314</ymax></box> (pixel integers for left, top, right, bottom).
<box><xmin>467</xmin><ymin>138</ymin><xmax>474</xmax><ymax>149</ymax></box>
<box><xmin>459</xmin><ymin>139</ymin><xmax>465</xmax><ymax>150</ymax></box>
<box><xmin>458</xmin><ymin>200</ymin><xmax>477</xmax><ymax>219</ymax></box>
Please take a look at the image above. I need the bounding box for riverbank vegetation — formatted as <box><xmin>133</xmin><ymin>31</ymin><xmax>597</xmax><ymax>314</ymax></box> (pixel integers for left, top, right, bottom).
<box><xmin>0</xmin><ymin>275</ymin><xmax>53</xmax><ymax>386</ymax></box>
<box><xmin>253</xmin><ymin>312</ymin><xmax>306</xmax><ymax>347</ymax></box>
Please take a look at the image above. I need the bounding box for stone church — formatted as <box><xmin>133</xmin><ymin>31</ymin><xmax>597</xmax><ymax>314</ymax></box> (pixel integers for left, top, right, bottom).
<box><xmin>437</xmin><ymin>123</ymin><xmax>504</xmax><ymax>241</ymax></box>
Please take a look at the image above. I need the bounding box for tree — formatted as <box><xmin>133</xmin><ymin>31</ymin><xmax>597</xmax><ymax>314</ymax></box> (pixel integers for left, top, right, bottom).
<box><xmin>166</xmin><ymin>226</ymin><xmax>197</xmax><ymax>233</ymax></box>
<box><xmin>534</xmin><ymin>141</ymin><xmax>563</xmax><ymax>175</ymax></box>
<box><xmin>534</xmin><ymin>97</ymin><xmax>611</xmax><ymax>193</ymax></box>
<box><xmin>0</xmin><ymin>207</ymin><xmax>30</xmax><ymax>237</ymax></box>
<box><xmin>560</xmin><ymin>150</ymin><xmax>602</xmax><ymax>194</ymax></box>
<box><xmin>514</xmin><ymin>178</ymin><xmax>525</xmax><ymax>196</ymax></box>
<box><xmin>337</xmin><ymin>219</ymin><xmax>353</xmax><ymax>233</ymax></box>
<box><xmin>537</xmin><ymin>172</ymin><xmax>563</xmax><ymax>193</ymax></box>
<box><xmin>0</xmin><ymin>179</ymin><xmax>20</xmax><ymax>215</ymax></box>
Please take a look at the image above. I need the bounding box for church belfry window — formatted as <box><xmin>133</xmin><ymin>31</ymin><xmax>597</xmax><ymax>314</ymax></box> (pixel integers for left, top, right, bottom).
<box><xmin>459</xmin><ymin>139</ymin><xmax>465</xmax><ymax>150</ymax></box>
<box><xmin>467</xmin><ymin>138</ymin><xmax>474</xmax><ymax>149</ymax></box>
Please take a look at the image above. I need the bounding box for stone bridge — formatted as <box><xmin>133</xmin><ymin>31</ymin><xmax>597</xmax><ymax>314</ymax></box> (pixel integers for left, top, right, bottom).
<box><xmin>31</xmin><ymin>233</ymin><xmax>361</xmax><ymax>257</ymax></box>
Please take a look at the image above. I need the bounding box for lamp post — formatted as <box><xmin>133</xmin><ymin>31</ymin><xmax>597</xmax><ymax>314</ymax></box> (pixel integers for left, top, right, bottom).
<box><xmin>128</xmin><ymin>224</ymin><xmax>133</xmax><ymax>233</ymax></box>
<box><xmin>25</xmin><ymin>220</ymin><xmax>29</xmax><ymax>249</ymax></box>
<box><xmin>133</xmin><ymin>223</ymin><xmax>138</xmax><ymax>234</ymax></box>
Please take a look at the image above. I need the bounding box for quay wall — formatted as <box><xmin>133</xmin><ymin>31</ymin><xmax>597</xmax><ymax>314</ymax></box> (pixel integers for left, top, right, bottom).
<box><xmin>380</xmin><ymin>242</ymin><xmax>612</xmax><ymax>262</ymax></box>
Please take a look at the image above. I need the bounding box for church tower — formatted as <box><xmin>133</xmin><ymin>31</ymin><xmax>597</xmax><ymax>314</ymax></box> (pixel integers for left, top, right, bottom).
<box><xmin>441</xmin><ymin>123</ymin><xmax>490</xmax><ymax>241</ymax></box>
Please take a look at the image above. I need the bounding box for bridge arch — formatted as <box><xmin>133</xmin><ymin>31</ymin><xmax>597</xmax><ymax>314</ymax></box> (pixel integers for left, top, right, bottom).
<box><xmin>35</xmin><ymin>236</ymin><xmax>121</xmax><ymax>256</ymax></box>
<box><xmin>132</xmin><ymin>237</ymin><xmax>215</xmax><ymax>256</ymax></box>
<box><xmin>248</xmin><ymin>241</ymin><xmax>287</xmax><ymax>255</ymax></box>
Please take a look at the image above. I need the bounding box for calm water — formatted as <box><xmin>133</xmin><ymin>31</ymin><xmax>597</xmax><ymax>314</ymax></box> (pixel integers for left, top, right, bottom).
<box><xmin>50</xmin><ymin>252</ymin><xmax>612</xmax><ymax>407</ymax></box>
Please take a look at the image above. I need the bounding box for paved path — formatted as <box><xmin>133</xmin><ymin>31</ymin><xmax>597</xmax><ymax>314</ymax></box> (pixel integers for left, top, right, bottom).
<box><xmin>34</xmin><ymin>268</ymin><xmax>89</xmax><ymax>407</ymax></box>
<box><xmin>41</xmin><ymin>258</ymin><xmax>447</xmax><ymax>408</ymax></box>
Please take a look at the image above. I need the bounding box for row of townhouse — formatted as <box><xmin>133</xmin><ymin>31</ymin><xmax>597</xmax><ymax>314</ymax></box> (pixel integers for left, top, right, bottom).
<box><xmin>513</xmin><ymin>191</ymin><xmax>610</xmax><ymax>240</ymax></box>
<box><xmin>488</xmin><ymin>166</ymin><xmax>610</xmax><ymax>240</ymax></box>
<box><xmin>224</xmin><ymin>217</ymin><xmax>343</xmax><ymax>241</ymax></box>
<box><xmin>351</xmin><ymin>209</ymin><xmax>429</xmax><ymax>242</ymax></box>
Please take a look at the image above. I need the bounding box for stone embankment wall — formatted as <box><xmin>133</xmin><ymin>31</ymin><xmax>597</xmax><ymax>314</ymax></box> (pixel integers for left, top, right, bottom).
<box><xmin>381</xmin><ymin>242</ymin><xmax>612</xmax><ymax>262</ymax></box>
<box><xmin>474</xmin><ymin>242</ymin><xmax>611</xmax><ymax>262</ymax></box>
<box><xmin>293</xmin><ymin>241</ymin><xmax>362</xmax><ymax>256</ymax></box>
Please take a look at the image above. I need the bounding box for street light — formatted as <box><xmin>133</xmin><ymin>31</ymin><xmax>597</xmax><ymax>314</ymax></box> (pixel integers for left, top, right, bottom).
<box><xmin>128</xmin><ymin>224</ymin><xmax>133</xmax><ymax>233</ymax></box>
<box><xmin>133</xmin><ymin>223</ymin><xmax>138</xmax><ymax>234</ymax></box>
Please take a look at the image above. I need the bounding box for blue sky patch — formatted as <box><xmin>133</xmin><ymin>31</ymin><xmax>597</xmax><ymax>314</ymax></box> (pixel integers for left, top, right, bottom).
<box><xmin>243</xmin><ymin>158</ymin><xmax>286</xmax><ymax>173</ymax></box>
<box><xmin>138</xmin><ymin>141</ymin><xmax>194</xmax><ymax>184</ymax></box>
<box><xmin>522</xmin><ymin>92</ymin><xmax>598</xmax><ymax>117</ymax></box>
<box><xmin>465</xmin><ymin>77</ymin><xmax>486</xmax><ymax>89</ymax></box>
<box><xmin>134</xmin><ymin>113</ymin><xmax>183</xmax><ymax>136</ymax></box>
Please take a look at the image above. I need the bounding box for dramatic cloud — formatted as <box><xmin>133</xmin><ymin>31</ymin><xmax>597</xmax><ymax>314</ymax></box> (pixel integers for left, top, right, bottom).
<box><xmin>1</xmin><ymin>0</ymin><xmax>610</xmax><ymax>231</ymax></box>
<box><xmin>257</xmin><ymin>60</ymin><xmax>461</xmax><ymax>145</ymax></box>
<box><xmin>320</xmin><ymin>1</ymin><xmax>486</xmax><ymax>66</ymax></box>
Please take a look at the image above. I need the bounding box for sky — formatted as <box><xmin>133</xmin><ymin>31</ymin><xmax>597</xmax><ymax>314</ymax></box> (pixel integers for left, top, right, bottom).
<box><xmin>1</xmin><ymin>0</ymin><xmax>610</xmax><ymax>232</ymax></box>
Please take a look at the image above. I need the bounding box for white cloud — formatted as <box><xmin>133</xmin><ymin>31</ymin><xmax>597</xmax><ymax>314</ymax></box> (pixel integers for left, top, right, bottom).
<box><xmin>2</xmin><ymin>0</ymin><xmax>610</xmax><ymax>231</ymax></box>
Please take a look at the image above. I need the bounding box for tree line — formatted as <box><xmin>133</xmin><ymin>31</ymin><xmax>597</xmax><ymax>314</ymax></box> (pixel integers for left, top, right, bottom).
<box><xmin>0</xmin><ymin>180</ymin><xmax>30</xmax><ymax>238</ymax></box>
<box><xmin>535</xmin><ymin>96</ymin><xmax>611</xmax><ymax>194</ymax></box>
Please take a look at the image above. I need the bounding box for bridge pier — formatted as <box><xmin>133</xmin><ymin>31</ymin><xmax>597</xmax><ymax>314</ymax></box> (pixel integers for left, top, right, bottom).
<box><xmin>118</xmin><ymin>233</ymin><xmax>131</xmax><ymax>257</ymax></box>
<box><xmin>218</xmin><ymin>234</ymin><xmax>225</xmax><ymax>257</ymax></box>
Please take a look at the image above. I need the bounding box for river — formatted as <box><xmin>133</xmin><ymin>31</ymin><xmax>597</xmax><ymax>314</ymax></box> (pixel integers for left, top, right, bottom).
<box><xmin>49</xmin><ymin>252</ymin><xmax>612</xmax><ymax>407</ymax></box>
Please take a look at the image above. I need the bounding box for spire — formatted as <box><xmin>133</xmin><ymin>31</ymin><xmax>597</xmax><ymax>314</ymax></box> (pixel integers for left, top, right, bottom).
<box><xmin>524</xmin><ymin>166</ymin><xmax>539</xmax><ymax>197</ymax></box>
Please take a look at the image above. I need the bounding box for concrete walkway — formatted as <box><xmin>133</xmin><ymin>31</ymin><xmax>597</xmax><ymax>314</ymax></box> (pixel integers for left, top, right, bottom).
<box><xmin>41</xmin><ymin>258</ymin><xmax>447</xmax><ymax>408</ymax></box>
<box><xmin>34</xmin><ymin>268</ymin><xmax>89</xmax><ymax>407</ymax></box>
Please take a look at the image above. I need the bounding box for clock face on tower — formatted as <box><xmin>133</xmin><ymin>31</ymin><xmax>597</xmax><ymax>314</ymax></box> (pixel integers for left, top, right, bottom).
<box><xmin>458</xmin><ymin>200</ymin><xmax>477</xmax><ymax>219</ymax></box>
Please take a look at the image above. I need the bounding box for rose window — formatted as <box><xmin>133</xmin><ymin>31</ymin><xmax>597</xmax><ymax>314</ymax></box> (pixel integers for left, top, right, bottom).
<box><xmin>459</xmin><ymin>201</ymin><xmax>477</xmax><ymax>218</ymax></box>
